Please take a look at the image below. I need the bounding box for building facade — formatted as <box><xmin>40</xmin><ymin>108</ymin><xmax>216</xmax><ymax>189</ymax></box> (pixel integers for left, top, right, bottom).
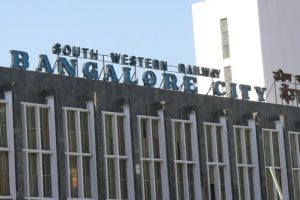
<box><xmin>1</xmin><ymin>66</ymin><xmax>300</xmax><ymax>200</ymax></box>
<box><xmin>192</xmin><ymin>0</ymin><xmax>300</xmax><ymax>102</ymax></box>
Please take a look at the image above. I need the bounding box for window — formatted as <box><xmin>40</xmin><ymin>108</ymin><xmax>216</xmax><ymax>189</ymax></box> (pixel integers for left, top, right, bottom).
<box><xmin>220</xmin><ymin>18</ymin><xmax>230</xmax><ymax>59</ymax></box>
<box><xmin>289</xmin><ymin>131</ymin><xmax>300</xmax><ymax>199</ymax></box>
<box><xmin>172</xmin><ymin>118</ymin><xmax>201</xmax><ymax>200</ymax></box>
<box><xmin>0</xmin><ymin>91</ymin><xmax>16</xmax><ymax>200</ymax></box>
<box><xmin>23</xmin><ymin>97</ymin><xmax>58</xmax><ymax>199</ymax></box>
<box><xmin>64</xmin><ymin>104</ymin><xmax>98</xmax><ymax>199</ymax></box>
<box><xmin>262</xmin><ymin>129</ymin><xmax>285</xmax><ymax>200</ymax></box>
<box><xmin>224</xmin><ymin>66</ymin><xmax>232</xmax><ymax>97</ymax></box>
<box><xmin>103</xmin><ymin>110</ymin><xmax>134</xmax><ymax>200</ymax></box>
<box><xmin>138</xmin><ymin>115</ymin><xmax>169</xmax><ymax>200</ymax></box>
<box><xmin>234</xmin><ymin>126</ymin><xmax>255</xmax><ymax>200</ymax></box>
<box><xmin>204</xmin><ymin>123</ymin><xmax>231</xmax><ymax>200</ymax></box>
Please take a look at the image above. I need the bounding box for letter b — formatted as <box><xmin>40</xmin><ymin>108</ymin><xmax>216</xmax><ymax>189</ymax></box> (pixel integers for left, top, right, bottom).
<box><xmin>10</xmin><ymin>50</ymin><xmax>30</xmax><ymax>69</ymax></box>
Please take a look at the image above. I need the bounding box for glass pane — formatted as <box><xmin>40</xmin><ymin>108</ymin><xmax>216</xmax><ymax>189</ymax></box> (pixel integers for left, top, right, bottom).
<box><xmin>154</xmin><ymin>162</ymin><xmax>162</xmax><ymax>200</ymax></box>
<box><xmin>0</xmin><ymin>104</ymin><xmax>7</xmax><ymax>147</ymax></box>
<box><xmin>83</xmin><ymin>157</ymin><xmax>92</xmax><ymax>198</ymax></box>
<box><xmin>216</xmin><ymin>126</ymin><xmax>223</xmax><ymax>162</ymax></box>
<box><xmin>220</xmin><ymin>18</ymin><xmax>230</xmax><ymax>59</ymax></box>
<box><xmin>219</xmin><ymin>166</ymin><xmax>226</xmax><ymax>200</ymax></box>
<box><xmin>42</xmin><ymin>154</ymin><xmax>52</xmax><ymax>197</ymax></box>
<box><xmin>248</xmin><ymin>168</ymin><xmax>255</xmax><ymax>200</ymax></box>
<box><xmin>107</xmin><ymin>159</ymin><xmax>117</xmax><ymax>199</ymax></box>
<box><xmin>117</xmin><ymin>116</ymin><xmax>126</xmax><ymax>156</ymax></box>
<box><xmin>266</xmin><ymin>169</ymin><xmax>274</xmax><ymax>200</ymax></box>
<box><xmin>40</xmin><ymin>108</ymin><xmax>50</xmax><ymax>150</ymax></box>
<box><xmin>105</xmin><ymin>115</ymin><xmax>114</xmax><ymax>155</ymax></box>
<box><xmin>27</xmin><ymin>106</ymin><xmax>37</xmax><ymax>149</ymax></box>
<box><xmin>222</xmin><ymin>45</ymin><xmax>230</xmax><ymax>59</ymax></box>
<box><xmin>274</xmin><ymin>169</ymin><xmax>282</xmax><ymax>200</ymax></box>
<box><xmin>290</xmin><ymin>134</ymin><xmax>298</xmax><ymax>168</ymax></box>
<box><xmin>0</xmin><ymin>152</ymin><xmax>10</xmax><ymax>196</ymax></box>
<box><xmin>177</xmin><ymin>163</ymin><xmax>184</xmax><ymax>200</ymax></box>
<box><xmin>69</xmin><ymin>156</ymin><xmax>79</xmax><ymax>198</ymax></box>
<box><xmin>298</xmin><ymin>136</ymin><xmax>300</xmax><ymax>167</ymax></box>
<box><xmin>206</xmin><ymin>125</ymin><xmax>213</xmax><ymax>162</ymax></box>
<box><xmin>120</xmin><ymin>159</ymin><xmax>128</xmax><ymax>199</ymax></box>
<box><xmin>275</xmin><ymin>169</ymin><xmax>282</xmax><ymax>191</ymax></box>
<box><xmin>67</xmin><ymin>111</ymin><xmax>77</xmax><ymax>152</ymax></box>
<box><xmin>185</xmin><ymin>123</ymin><xmax>193</xmax><ymax>161</ymax></box>
<box><xmin>209</xmin><ymin>165</ymin><xmax>216</xmax><ymax>200</ymax></box>
<box><xmin>28</xmin><ymin>153</ymin><xmax>38</xmax><ymax>197</ymax></box>
<box><xmin>293</xmin><ymin>170</ymin><xmax>300</xmax><ymax>199</ymax></box>
<box><xmin>235</xmin><ymin>128</ymin><xmax>243</xmax><ymax>164</ymax></box>
<box><xmin>175</xmin><ymin>122</ymin><xmax>182</xmax><ymax>160</ymax></box>
<box><xmin>238</xmin><ymin>167</ymin><xmax>245</xmax><ymax>200</ymax></box>
<box><xmin>273</xmin><ymin>132</ymin><xmax>280</xmax><ymax>167</ymax></box>
<box><xmin>152</xmin><ymin>120</ymin><xmax>160</xmax><ymax>158</ymax></box>
<box><xmin>188</xmin><ymin>164</ymin><xmax>195</xmax><ymax>200</ymax></box>
<box><xmin>220</xmin><ymin>18</ymin><xmax>228</xmax><ymax>32</ymax></box>
<box><xmin>263</xmin><ymin>131</ymin><xmax>272</xmax><ymax>166</ymax></box>
<box><xmin>108</xmin><ymin>158</ymin><xmax>116</xmax><ymax>198</ymax></box>
<box><xmin>141</xmin><ymin>119</ymin><xmax>149</xmax><ymax>158</ymax></box>
<box><xmin>143</xmin><ymin>161</ymin><xmax>152</xmax><ymax>200</ymax></box>
<box><xmin>80</xmin><ymin>112</ymin><xmax>90</xmax><ymax>153</ymax></box>
<box><xmin>245</xmin><ymin>129</ymin><xmax>252</xmax><ymax>164</ymax></box>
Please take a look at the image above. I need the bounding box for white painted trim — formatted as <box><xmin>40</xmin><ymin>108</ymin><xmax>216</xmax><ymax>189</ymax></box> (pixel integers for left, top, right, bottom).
<box><xmin>171</xmin><ymin>119</ymin><xmax>192</xmax><ymax>123</ymax></box>
<box><xmin>219</xmin><ymin>116</ymin><xmax>232</xmax><ymax>200</ymax></box>
<box><xmin>22</xmin><ymin>98</ymin><xmax>59</xmax><ymax>199</ymax></box>
<box><xmin>122</xmin><ymin>104</ymin><xmax>135</xmax><ymax>200</ymax></box>
<box><xmin>189</xmin><ymin>111</ymin><xmax>203</xmax><ymax>200</ymax></box>
<box><xmin>103</xmin><ymin>108</ymin><xmax>134</xmax><ymax>200</ymax></box>
<box><xmin>157</xmin><ymin>110</ymin><xmax>170</xmax><ymax>200</ymax></box>
<box><xmin>102</xmin><ymin>111</ymin><xmax>126</xmax><ymax>116</ymax></box>
<box><xmin>62</xmin><ymin>107</ymin><xmax>88</xmax><ymax>112</ymax></box>
<box><xmin>234</xmin><ymin>123</ymin><xmax>262</xmax><ymax>200</ymax></box>
<box><xmin>4</xmin><ymin>91</ymin><xmax>16</xmax><ymax>200</ymax></box>
<box><xmin>288</xmin><ymin>131</ymin><xmax>300</xmax><ymax>200</ymax></box>
<box><xmin>137</xmin><ymin>115</ymin><xmax>160</xmax><ymax>120</ymax></box>
<box><xmin>204</xmin><ymin>121</ymin><xmax>231</xmax><ymax>199</ymax></box>
<box><xmin>275</xmin><ymin>122</ymin><xmax>289</xmax><ymax>200</ymax></box>
<box><xmin>86</xmin><ymin>101</ymin><xmax>99</xmax><ymax>199</ymax></box>
<box><xmin>46</xmin><ymin>96</ymin><xmax>59</xmax><ymax>198</ymax></box>
<box><xmin>172</xmin><ymin>113</ymin><xmax>202</xmax><ymax>200</ymax></box>
<box><xmin>248</xmin><ymin>119</ymin><xmax>262</xmax><ymax>200</ymax></box>
<box><xmin>64</xmin><ymin>105</ymin><xmax>98</xmax><ymax>199</ymax></box>
<box><xmin>138</xmin><ymin>112</ymin><xmax>169</xmax><ymax>200</ymax></box>
<box><xmin>20</xmin><ymin>102</ymin><xmax>49</xmax><ymax>108</ymax></box>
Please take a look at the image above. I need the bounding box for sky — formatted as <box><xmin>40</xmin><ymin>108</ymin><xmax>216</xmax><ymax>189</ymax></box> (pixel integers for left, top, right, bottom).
<box><xmin>0</xmin><ymin>0</ymin><xmax>201</xmax><ymax>70</ymax></box>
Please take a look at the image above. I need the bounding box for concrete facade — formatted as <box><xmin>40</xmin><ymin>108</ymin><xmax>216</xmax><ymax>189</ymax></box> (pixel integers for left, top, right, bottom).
<box><xmin>1</xmin><ymin>66</ymin><xmax>300</xmax><ymax>199</ymax></box>
<box><xmin>192</xmin><ymin>0</ymin><xmax>300</xmax><ymax>102</ymax></box>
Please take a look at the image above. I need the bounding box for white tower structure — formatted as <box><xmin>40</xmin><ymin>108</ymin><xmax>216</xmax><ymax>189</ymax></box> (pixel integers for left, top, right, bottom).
<box><xmin>192</xmin><ymin>0</ymin><xmax>300</xmax><ymax>102</ymax></box>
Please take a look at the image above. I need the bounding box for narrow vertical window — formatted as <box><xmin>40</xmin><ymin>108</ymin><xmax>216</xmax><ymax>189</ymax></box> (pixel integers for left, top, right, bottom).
<box><xmin>234</xmin><ymin>126</ymin><xmax>256</xmax><ymax>200</ymax></box>
<box><xmin>0</xmin><ymin>152</ymin><xmax>9</xmax><ymax>196</ymax></box>
<box><xmin>289</xmin><ymin>132</ymin><xmax>300</xmax><ymax>199</ymax></box>
<box><xmin>0</xmin><ymin>92</ymin><xmax>16</xmax><ymax>200</ymax></box>
<box><xmin>0</xmin><ymin>103</ymin><xmax>10</xmax><ymax>198</ymax></box>
<box><xmin>23</xmin><ymin>100</ymin><xmax>58</xmax><ymax>199</ymax></box>
<box><xmin>262</xmin><ymin>129</ymin><xmax>285</xmax><ymax>200</ymax></box>
<box><xmin>64</xmin><ymin>106</ymin><xmax>97</xmax><ymax>199</ymax></box>
<box><xmin>224</xmin><ymin>66</ymin><xmax>232</xmax><ymax>97</ymax></box>
<box><xmin>220</xmin><ymin>18</ymin><xmax>230</xmax><ymax>59</ymax></box>
<box><xmin>204</xmin><ymin>123</ymin><xmax>230</xmax><ymax>200</ymax></box>
<box><xmin>103</xmin><ymin>111</ymin><xmax>133</xmax><ymax>200</ymax></box>
<box><xmin>139</xmin><ymin>116</ymin><xmax>167</xmax><ymax>200</ymax></box>
<box><xmin>172</xmin><ymin>120</ymin><xmax>200</xmax><ymax>200</ymax></box>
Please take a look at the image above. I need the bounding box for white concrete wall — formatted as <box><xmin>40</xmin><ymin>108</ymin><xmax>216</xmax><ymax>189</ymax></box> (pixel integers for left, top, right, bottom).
<box><xmin>192</xmin><ymin>0</ymin><xmax>265</xmax><ymax>100</ymax></box>
<box><xmin>257</xmin><ymin>0</ymin><xmax>300</xmax><ymax>102</ymax></box>
<box><xmin>193</xmin><ymin>0</ymin><xmax>300</xmax><ymax>103</ymax></box>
